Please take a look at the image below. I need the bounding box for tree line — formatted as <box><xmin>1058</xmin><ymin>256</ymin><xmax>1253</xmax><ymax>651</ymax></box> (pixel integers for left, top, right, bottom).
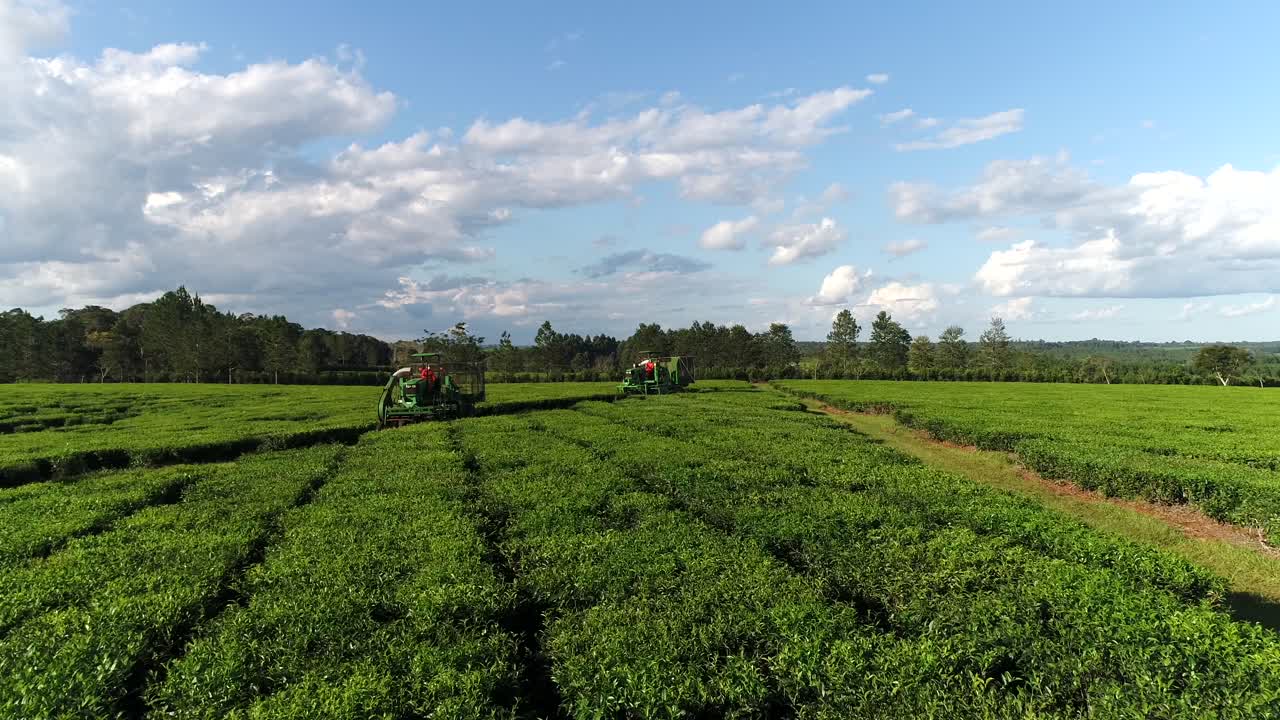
<box><xmin>0</xmin><ymin>288</ymin><xmax>391</xmax><ymax>385</ymax></box>
<box><xmin>814</xmin><ymin>310</ymin><xmax>1278</xmax><ymax>387</ymax></box>
<box><xmin>1</xmin><ymin>287</ymin><xmax>1276</xmax><ymax>386</ymax></box>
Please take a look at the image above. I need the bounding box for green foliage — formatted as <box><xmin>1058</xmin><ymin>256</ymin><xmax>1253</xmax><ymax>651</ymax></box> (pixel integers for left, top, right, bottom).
<box><xmin>908</xmin><ymin>334</ymin><xmax>935</xmax><ymax>377</ymax></box>
<box><xmin>151</xmin><ymin>430</ymin><xmax>517</xmax><ymax>718</ymax></box>
<box><xmin>825</xmin><ymin>309</ymin><xmax>860</xmax><ymax>361</ymax></box>
<box><xmin>0</xmin><ymin>447</ymin><xmax>339</xmax><ymax>717</ymax></box>
<box><xmin>0</xmin><ymin>383</ymin><xmax>620</xmax><ymax>485</ymax></box>
<box><xmin>978</xmin><ymin>316</ymin><xmax>1013</xmax><ymax>378</ymax></box>
<box><xmin>869</xmin><ymin>311</ymin><xmax>911</xmax><ymax>372</ymax></box>
<box><xmin>777</xmin><ymin>380</ymin><xmax>1280</xmax><ymax>542</ymax></box>
<box><xmin>936</xmin><ymin>325</ymin><xmax>970</xmax><ymax>371</ymax></box>
<box><xmin>1194</xmin><ymin>344</ymin><xmax>1254</xmax><ymax>386</ymax></box>
<box><xmin>3</xmin><ymin>385</ymin><xmax>1280</xmax><ymax>715</ymax></box>
<box><xmin>452</xmin><ymin>392</ymin><xmax>1280</xmax><ymax>716</ymax></box>
<box><xmin>0</xmin><ymin>465</ymin><xmax>202</xmax><ymax>567</ymax></box>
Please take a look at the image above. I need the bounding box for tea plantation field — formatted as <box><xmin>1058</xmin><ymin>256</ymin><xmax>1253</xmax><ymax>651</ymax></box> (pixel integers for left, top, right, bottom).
<box><xmin>0</xmin><ymin>382</ymin><xmax>618</xmax><ymax>486</ymax></box>
<box><xmin>2</xmin><ymin>384</ymin><xmax>1279</xmax><ymax>717</ymax></box>
<box><xmin>776</xmin><ymin>380</ymin><xmax>1280</xmax><ymax>543</ymax></box>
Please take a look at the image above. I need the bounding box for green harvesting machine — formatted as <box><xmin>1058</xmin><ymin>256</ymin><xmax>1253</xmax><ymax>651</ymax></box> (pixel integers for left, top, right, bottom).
<box><xmin>377</xmin><ymin>353</ymin><xmax>486</xmax><ymax>428</ymax></box>
<box><xmin>618</xmin><ymin>351</ymin><xmax>696</xmax><ymax>395</ymax></box>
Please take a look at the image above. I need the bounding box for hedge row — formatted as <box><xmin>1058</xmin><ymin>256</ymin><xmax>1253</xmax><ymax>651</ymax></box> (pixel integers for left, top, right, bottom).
<box><xmin>0</xmin><ymin>465</ymin><xmax>203</xmax><ymax>567</ymax></box>
<box><xmin>774</xmin><ymin>382</ymin><xmax>1280</xmax><ymax>544</ymax></box>
<box><xmin>150</xmin><ymin>426</ymin><xmax>519</xmax><ymax>718</ymax></box>
<box><xmin>456</xmin><ymin>393</ymin><xmax>1280</xmax><ymax>717</ymax></box>
<box><xmin>0</xmin><ymin>447</ymin><xmax>340</xmax><ymax>717</ymax></box>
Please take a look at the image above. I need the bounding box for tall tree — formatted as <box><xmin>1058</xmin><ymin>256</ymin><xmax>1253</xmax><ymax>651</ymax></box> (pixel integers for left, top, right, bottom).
<box><xmin>534</xmin><ymin>321</ymin><xmax>565</xmax><ymax>369</ymax></box>
<box><xmin>869</xmin><ymin>311</ymin><xmax>911</xmax><ymax>372</ymax></box>
<box><xmin>491</xmin><ymin>331</ymin><xmax>519</xmax><ymax>373</ymax></box>
<box><xmin>420</xmin><ymin>322</ymin><xmax>485</xmax><ymax>364</ymax></box>
<box><xmin>908</xmin><ymin>335</ymin><xmax>935</xmax><ymax>378</ymax></box>
<box><xmin>935</xmin><ymin>326</ymin><xmax>969</xmax><ymax>372</ymax></box>
<box><xmin>978</xmin><ymin>317</ymin><xmax>1012</xmax><ymax>379</ymax></box>
<box><xmin>261</xmin><ymin>316</ymin><xmax>301</xmax><ymax>383</ymax></box>
<box><xmin>1192</xmin><ymin>344</ymin><xmax>1252</xmax><ymax>386</ymax></box>
<box><xmin>826</xmin><ymin>309</ymin><xmax>860</xmax><ymax>362</ymax></box>
<box><xmin>757</xmin><ymin>323</ymin><xmax>800</xmax><ymax>367</ymax></box>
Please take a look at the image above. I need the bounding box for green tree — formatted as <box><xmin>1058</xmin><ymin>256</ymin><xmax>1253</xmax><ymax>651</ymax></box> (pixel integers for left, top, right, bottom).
<box><xmin>1192</xmin><ymin>344</ymin><xmax>1252</xmax><ymax>386</ymax></box>
<box><xmin>1080</xmin><ymin>355</ymin><xmax>1114</xmax><ymax>384</ymax></box>
<box><xmin>936</xmin><ymin>326</ymin><xmax>969</xmax><ymax>373</ymax></box>
<box><xmin>491</xmin><ymin>331</ymin><xmax>520</xmax><ymax>373</ymax></box>
<box><xmin>908</xmin><ymin>335</ymin><xmax>935</xmax><ymax>378</ymax></box>
<box><xmin>261</xmin><ymin>316</ymin><xmax>301</xmax><ymax>383</ymax></box>
<box><xmin>978</xmin><ymin>316</ymin><xmax>1012</xmax><ymax>379</ymax></box>
<box><xmin>825</xmin><ymin>309</ymin><xmax>860</xmax><ymax>362</ymax></box>
<box><xmin>869</xmin><ymin>311</ymin><xmax>911</xmax><ymax>372</ymax></box>
<box><xmin>534</xmin><ymin>321</ymin><xmax>564</xmax><ymax>370</ymax></box>
<box><xmin>757</xmin><ymin>323</ymin><xmax>800</xmax><ymax>368</ymax></box>
<box><xmin>420</xmin><ymin>322</ymin><xmax>485</xmax><ymax>365</ymax></box>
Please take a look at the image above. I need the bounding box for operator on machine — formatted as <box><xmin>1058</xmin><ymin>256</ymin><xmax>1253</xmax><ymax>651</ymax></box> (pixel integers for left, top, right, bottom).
<box><xmin>419</xmin><ymin>365</ymin><xmax>439</xmax><ymax>401</ymax></box>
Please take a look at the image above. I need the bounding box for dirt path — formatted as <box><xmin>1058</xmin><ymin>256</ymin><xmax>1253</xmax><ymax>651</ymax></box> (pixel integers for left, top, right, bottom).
<box><xmin>794</xmin><ymin>396</ymin><xmax>1280</xmax><ymax>631</ymax></box>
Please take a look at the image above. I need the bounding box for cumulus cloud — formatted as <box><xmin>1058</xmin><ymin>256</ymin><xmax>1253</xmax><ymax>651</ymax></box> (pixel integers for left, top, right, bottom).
<box><xmin>894</xmin><ymin>109</ymin><xmax>1024</xmax><ymax>151</ymax></box>
<box><xmin>865</xmin><ymin>73</ymin><xmax>889</xmax><ymax>84</ymax></box>
<box><xmin>0</xmin><ymin>24</ymin><xmax>870</xmax><ymax>331</ymax></box>
<box><xmin>883</xmin><ymin>238</ymin><xmax>927</xmax><ymax>258</ymax></box>
<box><xmin>579</xmin><ymin>250</ymin><xmax>711</xmax><ymax>278</ymax></box>
<box><xmin>865</xmin><ymin>282</ymin><xmax>940</xmax><ymax>321</ymax></box>
<box><xmin>0</xmin><ymin>0</ymin><xmax>68</xmax><ymax>61</ymax></box>
<box><xmin>890</xmin><ymin>153</ymin><xmax>1100</xmax><ymax>223</ymax></box>
<box><xmin>766</xmin><ymin>217</ymin><xmax>846</xmax><ymax>266</ymax></box>
<box><xmin>991</xmin><ymin>297</ymin><xmax>1035</xmax><ymax>321</ymax></box>
<box><xmin>808</xmin><ymin>264</ymin><xmax>872</xmax><ymax>305</ymax></box>
<box><xmin>369</xmin><ymin>267</ymin><xmax>751</xmax><ymax>339</ymax></box>
<box><xmin>914</xmin><ymin>159</ymin><xmax>1280</xmax><ymax>297</ymax></box>
<box><xmin>699</xmin><ymin>216</ymin><xmax>760</xmax><ymax>250</ymax></box>
<box><xmin>880</xmin><ymin>108</ymin><xmax>915</xmax><ymax>126</ymax></box>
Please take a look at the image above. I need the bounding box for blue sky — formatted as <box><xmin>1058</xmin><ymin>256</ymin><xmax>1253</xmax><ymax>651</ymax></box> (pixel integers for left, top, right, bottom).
<box><xmin>2</xmin><ymin>0</ymin><xmax>1278</xmax><ymax>342</ymax></box>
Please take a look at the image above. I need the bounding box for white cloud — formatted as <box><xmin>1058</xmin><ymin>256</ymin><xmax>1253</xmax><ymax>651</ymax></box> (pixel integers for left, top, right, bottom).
<box><xmin>991</xmin><ymin>297</ymin><xmax>1035</xmax><ymax>321</ymax></box>
<box><xmin>865</xmin><ymin>282</ymin><xmax>939</xmax><ymax>321</ymax></box>
<box><xmin>0</xmin><ymin>27</ymin><xmax>870</xmax><ymax>329</ymax></box>
<box><xmin>792</xmin><ymin>182</ymin><xmax>851</xmax><ymax>217</ymax></box>
<box><xmin>819</xmin><ymin>182</ymin><xmax>850</xmax><ymax>204</ymax></box>
<box><xmin>865</xmin><ymin>73</ymin><xmax>889</xmax><ymax>84</ymax></box>
<box><xmin>1177</xmin><ymin>300</ymin><xmax>1213</xmax><ymax>321</ymax></box>
<box><xmin>1071</xmin><ymin>305</ymin><xmax>1123</xmax><ymax>321</ymax></box>
<box><xmin>547</xmin><ymin>59</ymin><xmax>566</xmax><ymax>71</ymax></box>
<box><xmin>1220</xmin><ymin>296</ymin><xmax>1277</xmax><ymax>318</ymax></box>
<box><xmin>939</xmin><ymin>161</ymin><xmax>1280</xmax><ymax>298</ymax></box>
<box><xmin>369</xmin><ymin>267</ymin><xmax>751</xmax><ymax>339</ymax></box>
<box><xmin>808</xmin><ymin>264</ymin><xmax>871</xmax><ymax>305</ymax></box>
<box><xmin>880</xmin><ymin>108</ymin><xmax>915</xmax><ymax>126</ymax></box>
<box><xmin>916</xmin><ymin>117</ymin><xmax>940</xmax><ymax>129</ymax></box>
<box><xmin>1141</xmin><ymin>119</ymin><xmax>1155</xmax><ymax>130</ymax></box>
<box><xmin>332</xmin><ymin>308</ymin><xmax>356</xmax><ymax>329</ymax></box>
<box><xmin>0</xmin><ymin>0</ymin><xmax>68</xmax><ymax>61</ymax></box>
<box><xmin>895</xmin><ymin>109</ymin><xmax>1024</xmax><ymax>151</ymax></box>
<box><xmin>767</xmin><ymin>217</ymin><xmax>846</xmax><ymax>266</ymax></box>
<box><xmin>975</xmin><ymin>237</ymin><xmax>1137</xmax><ymax>297</ymax></box>
<box><xmin>890</xmin><ymin>153</ymin><xmax>1104</xmax><ymax>223</ymax></box>
<box><xmin>699</xmin><ymin>216</ymin><xmax>760</xmax><ymax>250</ymax></box>
<box><xmin>883</xmin><ymin>238</ymin><xmax>927</xmax><ymax>258</ymax></box>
